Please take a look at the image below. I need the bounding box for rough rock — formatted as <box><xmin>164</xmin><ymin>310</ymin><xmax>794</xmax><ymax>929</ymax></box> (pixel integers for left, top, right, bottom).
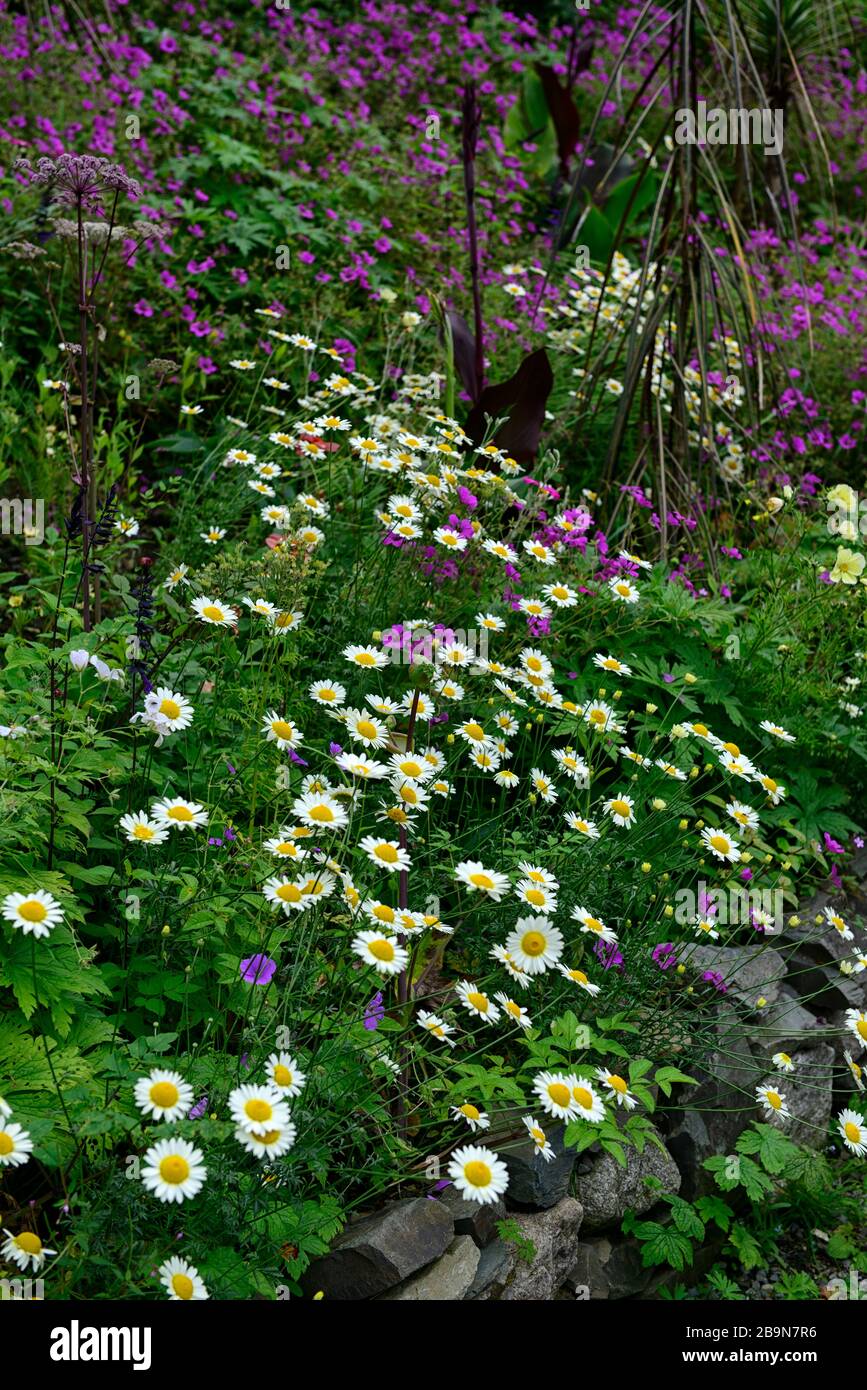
<box><xmin>665</xmin><ymin>1003</ymin><xmax>759</xmax><ymax>1197</ymax></box>
<box><xmin>501</xmin><ymin>1121</ymin><xmax>576</xmax><ymax>1210</ymax></box>
<box><xmin>574</xmin><ymin>1129</ymin><xmax>681</xmax><ymax>1231</ymax></box>
<box><xmin>753</xmin><ymin>985</ymin><xmax>827</xmax><ymax>1057</ymax></box>
<box><xmin>476</xmin><ymin>1197</ymin><xmax>584</xmax><ymax>1300</ymax></box>
<box><xmin>435</xmin><ymin>1186</ymin><xmax>504</xmax><ymax>1246</ymax></box>
<box><xmin>680</xmin><ymin>942</ymin><xmax>788</xmax><ymax>1007</ymax></box>
<box><xmin>779</xmin><ymin>911</ymin><xmax>867</xmax><ymax>1013</ymax></box>
<box><xmin>564</xmin><ymin>1235</ymin><xmax>654</xmax><ymax>1299</ymax></box>
<box><xmin>772</xmin><ymin>1043</ymin><xmax>835</xmax><ymax>1148</ymax></box>
<box><xmin>300</xmin><ymin>1197</ymin><xmax>454</xmax><ymax>1300</ymax></box>
<box><xmin>465</xmin><ymin>1238</ymin><xmax>513</xmax><ymax>1298</ymax></box>
<box><xmin>380</xmin><ymin>1234</ymin><xmax>479</xmax><ymax>1301</ymax></box>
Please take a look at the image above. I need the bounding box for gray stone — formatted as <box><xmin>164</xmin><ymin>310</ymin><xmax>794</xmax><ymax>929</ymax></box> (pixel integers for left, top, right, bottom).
<box><xmin>565</xmin><ymin>1235</ymin><xmax>654</xmax><ymax>1299</ymax></box>
<box><xmin>665</xmin><ymin>1003</ymin><xmax>760</xmax><ymax>1197</ymax></box>
<box><xmin>493</xmin><ymin>1197</ymin><xmax>584</xmax><ymax>1300</ymax></box>
<box><xmin>574</xmin><ymin>1128</ymin><xmax>681</xmax><ymax>1231</ymax></box>
<box><xmin>501</xmin><ymin>1121</ymin><xmax>576</xmax><ymax>1211</ymax></box>
<box><xmin>380</xmin><ymin>1234</ymin><xmax>479</xmax><ymax>1301</ymax></box>
<box><xmin>779</xmin><ymin>903</ymin><xmax>867</xmax><ymax>1012</ymax></box>
<box><xmin>752</xmin><ymin>986</ymin><xmax>828</xmax><ymax>1057</ymax></box>
<box><xmin>465</xmin><ymin>1238</ymin><xmax>514</xmax><ymax>1298</ymax></box>
<box><xmin>771</xmin><ymin>1044</ymin><xmax>834</xmax><ymax>1148</ymax></box>
<box><xmin>300</xmin><ymin>1197</ymin><xmax>454</xmax><ymax>1300</ymax></box>
<box><xmin>680</xmin><ymin>942</ymin><xmax>788</xmax><ymax>1007</ymax></box>
<box><xmin>435</xmin><ymin>1186</ymin><xmax>504</xmax><ymax>1246</ymax></box>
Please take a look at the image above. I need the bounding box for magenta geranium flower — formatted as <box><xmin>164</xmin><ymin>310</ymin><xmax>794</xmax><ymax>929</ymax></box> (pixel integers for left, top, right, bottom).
<box><xmin>240</xmin><ymin>953</ymin><xmax>277</xmax><ymax>985</ymax></box>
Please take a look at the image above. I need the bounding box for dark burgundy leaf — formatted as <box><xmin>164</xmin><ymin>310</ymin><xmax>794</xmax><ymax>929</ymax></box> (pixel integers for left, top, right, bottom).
<box><xmin>444</xmin><ymin>309</ymin><xmax>481</xmax><ymax>404</ymax></box>
<box><xmin>535</xmin><ymin>63</ymin><xmax>581</xmax><ymax>175</ymax></box>
<box><xmin>465</xmin><ymin>348</ymin><xmax>554</xmax><ymax>466</ymax></box>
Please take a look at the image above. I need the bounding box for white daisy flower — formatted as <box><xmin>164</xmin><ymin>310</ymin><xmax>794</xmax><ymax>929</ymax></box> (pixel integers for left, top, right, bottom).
<box><xmin>159</xmin><ymin>1256</ymin><xmax>209</xmax><ymax>1300</ymax></box>
<box><xmin>134</xmin><ymin>1069</ymin><xmax>194</xmax><ymax>1122</ymax></box>
<box><xmin>0</xmin><ymin>1121</ymin><xmax>33</xmax><ymax>1168</ymax></box>
<box><xmin>2</xmin><ymin>889</ymin><xmax>64</xmax><ymax>939</ymax></box>
<box><xmin>451</xmin><ymin>1103</ymin><xmax>490</xmax><ymax>1132</ymax></box>
<box><xmin>455</xmin><ymin>980</ymin><xmax>501</xmax><ymax>1023</ymax></box>
<box><xmin>2</xmin><ymin>1229</ymin><xmax>55</xmax><ymax>1272</ymax></box>
<box><xmin>352</xmin><ymin>930</ymin><xmax>409</xmax><ymax>975</ymax></box>
<box><xmin>229</xmin><ymin>1084</ymin><xmax>291</xmax><ymax>1136</ymax></box>
<box><xmin>447</xmin><ymin>1145</ymin><xmax>509</xmax><ymax>1205</ymax></box>
<box><xmin>141</xmin><ymin>1138</ymin><xmax>207</xmax><ymax>1203</ymax></box>
<box><xmin>151</xmin><ymin>797</ymin><xmax>207</xmax><ymax>831</ymax></box>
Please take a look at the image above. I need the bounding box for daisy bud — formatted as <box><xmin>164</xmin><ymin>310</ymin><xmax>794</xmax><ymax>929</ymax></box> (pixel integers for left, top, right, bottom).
<box><xmin>645</xmin><ymin>703</ymin><xmax>658</xmax><ymax>714</ymax></box>
<box><xmin>652</xmin><ymin>798</ymin><xmax>667</xmax><ymax>810</ymax></box>
<box><xmin>664</xmin><ymin>905</ymin><xmax>673</xmax><ymax>917</ymax></box>
<box><xmin>684</xmin><ymin>673</ymin><xmax>697</xmax><ymax>684</ymax></box>
<box><xmin>678</xmin><ymin>819</ymin><xmax>688</xmax><ymax>830</ymax></box>
<box><xmin>756</xmin><ymin>997</ymin><xmax>767</xmax><ymax>1008</ymax></box>
<box><xmin>641</xmin><ymin>862</ymin><xmax>651</xmax><ymax>873</ymax></box>
<box><xmin>162</xmin><ymin>924</ymin><xmax>171</xmax><ymax>936</ymax></box>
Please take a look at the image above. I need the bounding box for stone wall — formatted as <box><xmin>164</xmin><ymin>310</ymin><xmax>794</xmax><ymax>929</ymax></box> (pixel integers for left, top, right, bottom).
<box><xmin>302</xmin><ymin>865</ymin><xmax>867</xmax><ymax>1300</ymax></box>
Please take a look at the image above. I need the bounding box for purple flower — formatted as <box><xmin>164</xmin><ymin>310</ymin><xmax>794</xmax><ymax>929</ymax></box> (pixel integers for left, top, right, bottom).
<box><xmin>652</xmin><ymin>942</ymin><xmax>678</xmax><ymax>971</ymax></box>
<box><xmin>594</xmin><ymin>939</ymin><xmax>624</xmax><ymax>971</ymax></box>
<box><xmin>240</xmin><ymin>953</ymin><xmax>277</xmax><ymax>985</ymax></box>
<box><xmin>364</xmin><ymin>992</ymin><xmax>384</xmax><ymax>1031</ymax></box>
<box><xmin>702</xmin><ymin>970</ymin><xmax>728</xmax><ymax>994</ymax></box>
<box><xmin>823</xmin><ymin>832</ymin><xmax>844</xmax><ymax>854</ymax></box>
<box><xmin>189</xmin><ymin>1095</ymin><xmax>208</xmax><ymax>1120</ymax></box>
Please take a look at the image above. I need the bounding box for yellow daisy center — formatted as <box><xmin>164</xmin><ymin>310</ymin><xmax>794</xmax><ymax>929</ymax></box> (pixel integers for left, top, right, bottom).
<box><xmin>159</xmin><ymin>698</ymin><xmax>181</xmax><ymax>720</ymax></box>
<box><xmin>0</xmin><ymin>1132</ymin><xmax>13</xmax><ymax>1155</ymax></box>
<box><xmin>202</xmin><ymin>605</ymin><xmax>224</xmax><ymax>622</ymax></box>
<box><xmin>168</xmin><ymin>805</ymin><xmax>194</xmax><ymax>822</ymax></box>
<box><xmin>16</xmin><ymin>1232</ymin><xmax>41</xmax><ymax>1255</ymax></box>
<box><xmin>273</xmin><ymin>1065</ymin><xmax>293</xmax><ymax>1087</ymax></box>
<box><xmin>356</xmin><ymin>719</ymin><xmax>378</xmax><ymax>740</ymax></box>
<box><xmin>150</xmin><ymin>1082</ymin><xmax>179</xmax><ymax>1109</ymax></box>
<box><xmin>469</xmin><ymin>872</ymin><xmax>494</xmax><ymax>890</ymax></box>
<box><xmin>277</xmin><ymin>883</ymin><xmax>302</xmax><ymax>903</ymax></box>
<box><xmin>520</xmin><ymin>931</ymin><xmax>547</xmax><ymax>957</ymax></box>
<box><xmin>766</xmin><ymin>1092</ymin><xmax>782</xmax><ymax>1109</ymax></box>
<box><xmin>574</xmin><ymin>1086</ymin><xmax>593</xmax><ymax>1109</ymax></box>
<box><xmin>171</xmin><ymin>1273</ymin><xmax>194</xmax><ymax>1299</ymax></box>
<box><xmin>133</xmin><ymin>824</ymin><xmax>155</xmax><ymax>841</ymax></box>
<box><xmin>710</xmin><ymin>835</ymin><xmax>730</xmax><ymax>853</ymax></box>
<box><xmin>607</xmin><ymin>1075</ymin><xmax>628</xmax><ymax>1094</ymax></box>
<box><xmin>271</xmin><ymin>719</ymin><xmax>294</xmax><ymax>741</ymax></box>
<box><xmin>548</xmin><ymin>1083</ymin><xmax>571</xmax><ymax>1108</ymax></box>
<box><xmin>18</xmin><ymin>899</ymin><xmax>47</xmax><ymax>923</ymax></box>
<box><xmin>308</xmin><ymin>804</ymin><xmax>335</xmax><ymax>823</ymax></box>
<box><xmin>460</xmin><ymin>1104</ymin><xmax>480</xmax><ymax>1121</ymax></box>
<box><xmin>369</xmin><ymin>939</ymin><xmax>395</xmax><ymax>962</ymax></box>
<box><xmin>844</xmin><ymin>1121</ymin><xmax>861</xmax><ymax>1143</ymax></box>
<box><xmin>611</xmin><ymin>800</ymin><xmax>631</xmax><ymax>818</ymax></box>
<box><xmin>463</xmin><ymin>1160</ymin><xmax>492</xmax><ymax>1188</ymax></box>
<box><xmin>159</xmin><ymin>1155</ymin><xmax>191</xmax><ymax>1184</ymax></box>
<box><xmin>355</xmin><ymin>653</ymin><xmax>376</xmax><ymax>666</ymax></box>
<box><xmin>589</xmin><ymin>710</ymin><xmax>607</xmax><ymax>726</ymax></box>
<box><xmin>245</xmin><ymin>1099</ymin><xmax>272</xmax><ymax>1123</ymax></box>
<box><xmin>467</xmin><ymin>991</ymin><xmax>489</xmax><ymax>1012</ymax></box>
<box><xmin>258</xmin><ymin>1130</ymin><xmax>281</xmax><ymax>1146</ymax></box>
<box><xmin>524</xmin><ymin>888</ymin><xmax>546</xmax><ymax>908</ymax></box>
<box><xmin>857</xmin><ymin>1020</ymin><xmax>867</xmax><ymax>1041</ymax></box>
<box><xmin>374</xmin><ymin>843</ymin><xmax>399</xmax><ymax>864</ymax></box>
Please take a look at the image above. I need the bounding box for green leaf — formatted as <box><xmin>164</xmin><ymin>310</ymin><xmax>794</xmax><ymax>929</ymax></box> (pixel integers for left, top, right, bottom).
<box><xmin>728</xmin><ymin>1222</ymin><xmax>764</xmax><ymax>1270</ymax></box>
<box><xmin>633</xmin><ymin>1222</ymin><xmax>694</xmax><ymax>1271</ymax></box>
<box><xmin>695</xmin><ymin>1195</ymin><xmax>733</xmax><ymax>1233</ymax></box>
<box><xmin>735</xmin><ymin>1122</ymin><xmax>799</xmax><ymax>1175</ymax></box>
